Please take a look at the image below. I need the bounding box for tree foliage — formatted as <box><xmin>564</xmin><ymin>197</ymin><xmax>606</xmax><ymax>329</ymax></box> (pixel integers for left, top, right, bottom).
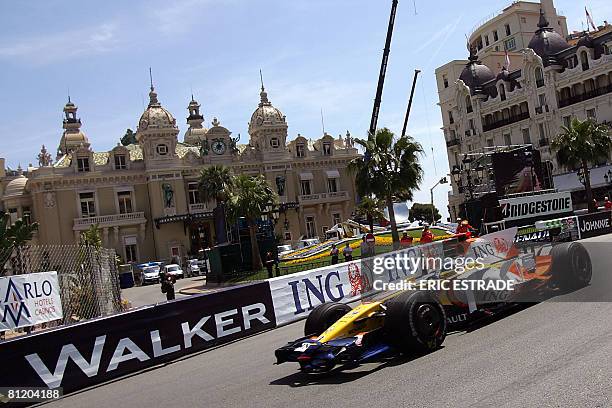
<box><xmin>0</xmin><ymin>213</ymin><xmax>38</xmax><ymax>274</ymax></box>
<box><xmin>225</xmin><ymin>174</ymin><xmax>278</xmax><ymax>271</ymax></box>
<box><xmin>355</xmin><ymin>197</ymin><xmax>385</xmax><ymax>232</ymax></box>
<box><xmin>120</xmin><ymin>129</ymin><xmax>137</xmax><ymax>146</ymax></box>
<box><xmin>348</xmin><ymin>128</ymin><xmax>424</xmax><ymax>247</ymax></box>
<box><xmin>409</xmin><ymin>203</ymin><xmax>441</xmax><ymax>223</ymax></box>
<box><xmin>552</xmin><ymin>118</ymin><xmax>612</xmax><ymax>212</ymax></box>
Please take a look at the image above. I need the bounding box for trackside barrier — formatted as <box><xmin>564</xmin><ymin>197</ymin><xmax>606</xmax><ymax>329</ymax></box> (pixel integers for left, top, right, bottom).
<box><xmin>268</xmin><ymin>228</ymin><xmax>518</xmax><ymax>326</ymax></box>
<box><xmin>0</xmin><ymin>282</ymin><xmax>276</xmax><ymax>393</ymax></box>
<box><xmin>4</xmin><ymin>217</ymin><xmax>612</xmax><ymax>395</ymax></box>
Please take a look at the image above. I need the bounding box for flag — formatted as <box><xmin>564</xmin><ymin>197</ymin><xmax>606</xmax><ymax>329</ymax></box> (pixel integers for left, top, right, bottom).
<box><xmin>585</xmin><ymin>7</ymin><xmax>596</xmax><ymax>31</ymax></box>
<box><xmin>504</xmin><ymin>49</ymin><xmax>511</xmax><ymax>70</ymax></box>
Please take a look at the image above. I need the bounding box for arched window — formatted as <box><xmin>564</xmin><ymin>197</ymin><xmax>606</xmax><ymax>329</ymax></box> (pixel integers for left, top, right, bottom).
<box><xmin>581</xmin><ymin>51</ymin><xmax>589</xmax><ymax>70</ymax></box>
<box><xmin>535</xmin><ymin>67</ymin><xmax>544</xmax><ymax>88</ymax></box>
<box><xmin>465</xmin><ymin>95</ymin><xmax>473</xmax><ymax>113</ymax></box>
<box><xmin>499</xmin><ymin>84</ymin><xmax>506</xmax><ymax>101</ymax></box>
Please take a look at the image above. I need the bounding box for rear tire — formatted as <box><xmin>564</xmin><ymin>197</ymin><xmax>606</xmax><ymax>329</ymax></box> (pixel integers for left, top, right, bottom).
<box><xmin>550</xmin><ymin>242</ymin><xmax>592</xmax><ymax>290</ymax></box>
<box><xmin>304</xmin><ymin>302</ymin><xmax>352</xmax><ymax>337</ymax></box>
<box><xmin>384</xmin><ymin>291</ymin><xmax>447</xmax><ymax>353</ymax></box>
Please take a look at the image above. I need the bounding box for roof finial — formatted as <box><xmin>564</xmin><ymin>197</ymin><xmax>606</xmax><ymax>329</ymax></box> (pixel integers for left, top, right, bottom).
<box><xmin>149</xmin><ymin>67</ymin><xmax>154</xmax><ymax>92</ymax></box>
<box><xmin>259</xmin><ymin>69</ymin><xmax>265</xmax><ymax>92</ymax></box>
<box><xmin>68</xmin><ymin>86</ymin><xmax>71</xmax><ymax>104</ymax></box>
<box><xmin>537</xmin><ymin>8</ymin><xmax>549</xmax><ymax>29</ymax></box>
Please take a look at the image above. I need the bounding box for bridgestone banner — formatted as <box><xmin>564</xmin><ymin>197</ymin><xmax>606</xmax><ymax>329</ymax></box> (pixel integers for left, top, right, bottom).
<box><xmin>577</xmin><ymin>211</ymin><xmax>612</xmax><ymax>239</ymax></box>
<box><xmin>0</xmin><ymin>282</ymin><xmax>275</xmax><ymax>393</ymax></box>
<box><xmin>0</xmin><ymin>271</ymin><xmax>63</xmax><ymax>331</ymax></box>
<box><xmin>499</xmin><ymin>191</ymin><xmax>572</xmax><ymax>222</ymax></box>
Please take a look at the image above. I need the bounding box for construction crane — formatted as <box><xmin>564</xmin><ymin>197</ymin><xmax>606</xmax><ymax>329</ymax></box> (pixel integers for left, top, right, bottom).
<box><xmin>401</xmin><ymin>69</ymin><xmax>420</xmax><ymax>137</ymax></box>
<box><xmin>368</xmin><ymin>0</ymin><xmax>399</xmax><ymax>139</ymax></box>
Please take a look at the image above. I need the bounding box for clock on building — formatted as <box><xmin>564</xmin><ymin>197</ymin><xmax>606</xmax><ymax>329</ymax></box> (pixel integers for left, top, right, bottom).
<box><xmin>211</xmin><ymin>139</ymin><xmax>226</xmax><ymax>155</ymax></box>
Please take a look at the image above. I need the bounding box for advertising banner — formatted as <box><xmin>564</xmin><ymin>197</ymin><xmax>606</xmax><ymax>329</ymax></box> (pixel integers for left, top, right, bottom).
<box><xmin>491</xmin><ymin>146</ymin><xmax>544</xmax><ymax>195</ymax></box>
<box><xmin>499</xmin><ymin>192</ymin><xmax>572</xmax><ymax>222</ymax></box>
<box><xmin>0</xmin><ymin>272</ymin><xmax>63</xmax><ymax>331</ymax></box>
<box><xmin>577</xmin><ymin>211</ymin><xmax>612</xmax><ymax>239</ymax></box>
<box><xmin>269</xmin><ymin>240</ymin><xmax>447</xmax><ymax>326</ymax></box>
<box><xmin>269</xmin><ymin>261</ymin><xmax>369</xmax><ymax>326</ymax></box>
<box><xmin>0</xmin><ymin>282</ymin><xmax>275</xmax><ymax>393</ymax></box>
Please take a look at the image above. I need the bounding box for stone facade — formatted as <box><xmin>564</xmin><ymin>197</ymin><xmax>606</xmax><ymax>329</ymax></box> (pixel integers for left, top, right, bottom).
<box><xmin>0</xmin><ymin>82</ymin><xmax>360</xmax><ymax>264</ymax></box>
<box><xmin>435</xmin><ymin>0</ymin><xmax>612</xmax><ymax>218</ymax></box>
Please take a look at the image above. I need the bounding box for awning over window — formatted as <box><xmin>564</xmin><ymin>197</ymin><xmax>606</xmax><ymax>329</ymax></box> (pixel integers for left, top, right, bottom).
<box><xmin>325</xmin><ymin>169</ymin><xmax>340</xmax><ymax>178</ymax></box>
<box><xmin>299</xmin><ymin>172</ymin><xmax>314</xmax><ymax>180</ymax></box>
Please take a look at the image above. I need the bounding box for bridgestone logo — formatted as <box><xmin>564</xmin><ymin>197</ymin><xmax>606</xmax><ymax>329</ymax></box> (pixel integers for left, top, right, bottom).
<box><xmin>502</xmin><ymin>196</ymin><xmax>571</xmax><ymax>219</ymax></box>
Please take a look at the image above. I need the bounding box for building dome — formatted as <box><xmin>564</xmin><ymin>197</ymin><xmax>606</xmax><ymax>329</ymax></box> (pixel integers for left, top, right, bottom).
<box><xmin>527</xmin><ymin>10</ymin><xmax>570</xmax><ymax>66</ymax></box>
<box><xmin>137</xmin><ymin>87</ymin><xmax>177</xmax><ymax>133</ymax></box>
<box><xmin>4</xmin><ymin>174</ymin><xmax>27</xmax><ymax>198</ymax></box>
<box><xmin>248</xmin><ymin>87</ymin><xmax>286</xmax><ymax>135</ymax></box>
<box><xmin>459</xmin><ymin>49</ymin><xmax>495</xmax><ymax>95</ymax></box>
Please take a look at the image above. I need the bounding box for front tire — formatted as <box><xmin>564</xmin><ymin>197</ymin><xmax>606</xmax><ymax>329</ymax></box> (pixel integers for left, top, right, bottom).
<box><xmin>304</xmin><ymin>302</ymin><xmax>352</xmax><ymax>337</ymax></box>
<box><xmin>384</xmin><ymin>291</ymin><xmax>447</xmax><ymax>353</ymax></box>
<box><xmin>550</xmin><ymin>242</ymin><xmax>592</xmax><ymax>290</ymax></box>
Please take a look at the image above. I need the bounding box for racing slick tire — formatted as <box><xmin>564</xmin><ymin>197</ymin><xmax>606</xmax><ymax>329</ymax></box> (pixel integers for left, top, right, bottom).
<box><xmin>384</xmin><ymin>291</ymin><xmax>447</xmax><ymax>353</ymax></box>
<box><xmin>304</xmin><ymin>302</ymin><xmax>352</xmax><ymax>337</ymax></box>
<box><xmin>550</xmin><ymin>242</ymin><xmax>592</xmax><ymax>291</ymax></box>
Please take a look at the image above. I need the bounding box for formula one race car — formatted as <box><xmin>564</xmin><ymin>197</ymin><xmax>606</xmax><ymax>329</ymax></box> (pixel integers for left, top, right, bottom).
<box><xmin>275</xmin><ymin>236</ymin><xmax>592</xmax><ymax>373</ymax></box>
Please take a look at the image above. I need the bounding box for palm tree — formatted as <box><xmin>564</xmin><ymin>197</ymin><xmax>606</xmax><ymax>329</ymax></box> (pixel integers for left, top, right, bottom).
<box><xmin>225</xmin><ymin>174</ymin><xmax>277</xmax><ymax>271</ymax></box>
<box><xmin>551</xmin><ymin>118</ymin><xmax>612</xmax><ymax>213</ymax></box>
<box><xmin>355</xmin><ymin>196</ymin><xmax>385</xmax><ymax>233</ymax></box>
<box><xmin>0</xmin><ymin>213</ymin><xmax>38</xmax><ymax>274</ymax></box>
<box><xmin>349</xmin><ymin>128</ymin><xmax>424</xmax><ymax>248</ymax></box>
<box><xmin>198</xmin><ymin>165</ymin><xmax>234</xmax><ymax>244</ymax></box>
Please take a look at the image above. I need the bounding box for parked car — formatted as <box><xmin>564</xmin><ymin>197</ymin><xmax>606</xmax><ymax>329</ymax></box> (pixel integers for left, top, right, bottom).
<box><xmin>186</xmin><ymin>259</ymin><xmax>201</xmax><ymax>276</ymax></box>
<box><xmin>135</xmin><ymin>262</ymin><xmax>163</xmax><ymax>285</ymax></box>
<box><xmin>164</xmin><ymin>264</ymin><xmax>184</xmax><ymax>279</ymax></box>
<box><xmin>141</xmin><ymin>265</ymin><xmax>161</xmax><ymax>284</ymax></box>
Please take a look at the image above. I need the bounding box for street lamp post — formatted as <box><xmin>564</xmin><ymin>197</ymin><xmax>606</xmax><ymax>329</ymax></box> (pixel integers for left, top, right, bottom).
<box><xmin>430</xmin><ymin>177</ymin><xmax>448</xmax><ymax>224</ymax></box>
<box><xmin>451</xmin><ymin>154</ymin><xmax>486</xmax><ymax>223</ymax></box>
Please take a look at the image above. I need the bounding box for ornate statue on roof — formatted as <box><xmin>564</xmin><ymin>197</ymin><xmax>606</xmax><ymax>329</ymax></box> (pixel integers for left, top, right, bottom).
<box><xmin>37</xmin><ymin>145</ymin><xmax>53</xmax><ymax>167</ymax></box>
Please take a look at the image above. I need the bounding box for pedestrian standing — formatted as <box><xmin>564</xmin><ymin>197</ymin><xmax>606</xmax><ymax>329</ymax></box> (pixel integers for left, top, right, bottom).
<box><xmin>330</xmin><ymin>244</ymin><xmax>339</xmax><ymax>265</ymax></box>
<box><xmin>359</xmin><ymin>236</ymin><xmax>370</xmax><ymax>258</ymax></box>
<box><xmin>420</xmin><ymin>224</ymin><xmax>434</xmax><ymax>244</ymax></box>
<box><xmin>343</xmin><ymin>242</ymin><xmax>353</xmax><ymax>262</ymax></box>
<box><xmin>400</xmin><ymin>232</ymin><xmax>413</xmax><ymax>248</ymax></box>
<box><xmin>161</xmin><ymin>275</ymin><xmax>176</xmax><ymax>301</ymax></box>
<box><xmin>264</xmin><ymin>251</ymin><xmax>276</xmax><ymax>279</ymax></box>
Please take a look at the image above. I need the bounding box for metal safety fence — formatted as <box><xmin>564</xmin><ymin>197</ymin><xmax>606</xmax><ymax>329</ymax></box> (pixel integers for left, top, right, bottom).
<box><xmin>1</xmin><ymin>244</ymin><xmax>123</xmax><ymax>340</ymax></box>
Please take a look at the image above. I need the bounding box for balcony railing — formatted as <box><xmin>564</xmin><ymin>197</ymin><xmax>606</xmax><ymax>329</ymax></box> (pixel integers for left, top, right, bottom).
<box><xmin>74</xmin><ymin>211</ymin><xmax>146</xmax><ymax>230</ymax></box>
<box><xmin>558</xmin><ymin>84</ymin><xmax>612</xmax><ymax>108</ymax></box>
<box><xmin>189</xmin><ymin>203</ymin><xmax>209</xmax><ymax>214</ymax></box>
<box><xmin>299</xmin><ymin>191</ymin><xmax>349</xmax><ymax>204</ymax></box>
<box><xmin>482</xmin><ymin>111</ymin><xmax>530</xmax><ymax>132</ymax></box>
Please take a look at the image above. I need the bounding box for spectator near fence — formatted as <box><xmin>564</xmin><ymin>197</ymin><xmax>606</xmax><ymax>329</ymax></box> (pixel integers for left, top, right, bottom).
<box><xmin>330</xmin><ymin>244</ymin><xmax>339</xmax><ymax>265</ymax></box>
<box><xmin>264</xmin><ymin>251</ymin><xmax>276</xmax><ymax>279</ymax></box>
<box><xmin>342</xmin><ymin>242</ymin><xmax>353</xmax><ymax>262</ymax></box>
<box><xmin>161</xmin><ymin>275</ymin><xmax>176</xmax><ymax>301</ymax></box>
<box><xmin>359</xmin><ymin>236</ymin><xmax>370</xmax><ymax>258</ymax></box>
<box><xmin>400</xmin><ymin>232</ymin><xmax>413</xmax><ymax>248</ymax></box>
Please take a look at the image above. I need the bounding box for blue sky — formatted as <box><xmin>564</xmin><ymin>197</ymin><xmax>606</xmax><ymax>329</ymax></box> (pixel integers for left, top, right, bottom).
<box><xmin>1</xmin><ymin>0</ymin><xmax>610</xmax><ymax>218</ymax></box>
